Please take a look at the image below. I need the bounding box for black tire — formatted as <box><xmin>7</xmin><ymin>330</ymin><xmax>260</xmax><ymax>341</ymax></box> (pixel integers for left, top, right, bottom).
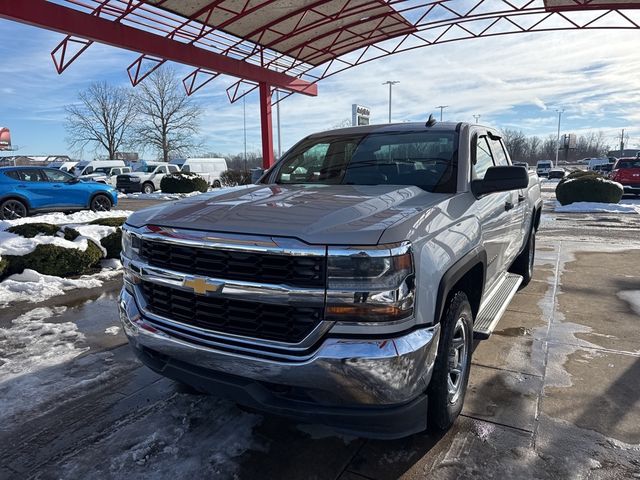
<box><xmin>427</xmin><ymin>291</ymin><xmax>474</xmax><ymax>431</ymax></box>
<box><xmin>511</xmin><ymin>225</ymin><xmax>536</xmax><ymax>287</ymax></box>
<box><xmin>142</xmin><ymin>182</ymin><xmax>155</xmax><ymax>194</ymax></box>
<box><xmin>0</xmin><ymin>198</ymin><xmax>28</xmax><ymax>220</ymax></box>
<box><xmin>90</xmin><ymin>194</ymin><xmax>112</xmax><ymax>212</ymax></box>
<box><xmin>212</xmin><ymin>180</ymin><xmax>221</xmax><ymax>188</ymax></box>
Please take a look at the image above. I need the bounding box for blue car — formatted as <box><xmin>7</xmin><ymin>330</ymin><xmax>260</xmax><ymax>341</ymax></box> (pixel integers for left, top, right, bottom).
<box><xmin>0</xmin><ymin>166</ymin><xmax>118</xmax><ymax>220</ymax></box>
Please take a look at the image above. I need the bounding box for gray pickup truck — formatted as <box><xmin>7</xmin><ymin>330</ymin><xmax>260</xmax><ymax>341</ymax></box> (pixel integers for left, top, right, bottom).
<box><xmin>119</xmin><ymin>121</ymin><xmax>542</xmax><ymax>439</ymax></box>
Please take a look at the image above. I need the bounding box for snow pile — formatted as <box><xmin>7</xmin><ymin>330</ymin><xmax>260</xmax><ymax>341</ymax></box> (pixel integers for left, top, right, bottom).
<box><xmin>0</xmin><ymin>268</ymin><xmax>122</xmax><ymax>306</ymax></box>
<box><xmin>0</xmin><ymin>229</ymin><xmax>94</xmax><ymax>256</ymax></box>
<box><xmin>118</xmin><ymin>191</ymin><xmax>204</xmax><ymax>201</ymax></box>
<box><xmin>617</xmin><ymin>291</ymin><xmax>640</xmax><ymax>316</ymax></box>
<box><xmin>555</xmin><ymin>202</ymin><xmax>640</xmax><ymax>214</ymax></box>
<box><xmin>0</xmin><ymin>209</ymin><xmax>132</xmax><ymax>230</ymax></box>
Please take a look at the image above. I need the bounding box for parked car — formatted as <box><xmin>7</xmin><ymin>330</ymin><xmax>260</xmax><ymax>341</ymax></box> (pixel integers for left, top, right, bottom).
<box><xmin>81</xmin><ymin>166</ymin><xmax>132</xmax><ymax>186</ymax></box>
<box><xmin>0</xmin><ymin>166</ymin><xmax>118</xmax><ymax>219</ymax></box>
<box><xmin>170</xmin><ymin>157</ymin><xmax>227</xmax><ymax>188</ymax></box>
<box><xmin>513</xmin><ymin>162</ymin><xmax>529</xmax><ymax>169</ymax></box>
<box><xmin>74</xmin><ymin>160</ymin><xmax>126</xmax><ymax>177</ymax></box>
<box><xmin>587</xmin><ymin>158</ymin><xmax>611</xmax><ymax>171</ymax></box>
<box><xmin>536</xmin><ymin>160</ymin><xmax>553</xmax><ymax>176</ymax></box>
<box><xmin>116</xmin><ymin>162</ymin><xmax>180</xmax><ymax>193</ymax></box>
<box><xmin>548</xmin><ymin>168</ymin><xmax>566</xmax><ymax>179</ymax></box>
<box><xmin>593</xmin><ymin>163</ymin><xmax>613</xmax><ymax>176</ymax></box>
<box><xmin>119</xmin><ymin>121</ymin><xmax>542</xmax><ymax>438</ymax></box>
<box><xmin>610</xmin><ymin>157</ymin><xmax>640</xmax><ymax>195</ymax></box>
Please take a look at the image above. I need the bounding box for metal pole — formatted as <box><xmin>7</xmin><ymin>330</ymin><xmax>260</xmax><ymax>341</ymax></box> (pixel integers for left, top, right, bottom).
<box><xmin>555</xmin><ymin>109</ymin><xmax>564</xmax><ymax>167</ymax></box>
<box><xmin>259</xmin><ymin>82</ymin><xmax>274</xmax><ymax>169</ymax></box>
<box><xmin>382</xmin><ymin>81</ymin><xmax>399</xmax><ymax>123</ymax></box>
<box><xmin>276</xmin><ymin>89</ymin><xmax>281</xmax><ymax>159</ymax></box>
<box><xmin>243</xmin><ymin>91</ymin><xmax>247</xmax><ymax>172</ymax></box>
<box><xmin>473</xmin><ymin>114</ymin><xmax>481</xmax><ymax>124</ymax></box>
<box><xmin>437</xmin><ymin>105</ymin><xmax>448</xmax><ymax>122</ymax></box>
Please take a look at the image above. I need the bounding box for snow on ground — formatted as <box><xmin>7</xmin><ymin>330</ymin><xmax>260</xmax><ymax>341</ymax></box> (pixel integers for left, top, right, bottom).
<box><xmin>0</xmin><ymin>209</ymin><xmax>132</xmax><ymax>230</ymax></box>
<box><xmin>0</xmin><ymin>267</ymin><xmax>121</xmax><ymax>307</ymax></box>
<box><xmin>0</xmin><ymin>229</ymin><xmax>95</xmax><ymax>256</ymax></box>
<box><xmin>617</xmin><ymin>291</ymin><xmax>640</xmax><ymax>316</ymax></box>
<box><xmin>117</xmin><ymin>191</ymin><xmax>206</xmax><ymax>201</ymax></box>
<box><xmin>555</xmin><ymin>201</ymin><xmax>640</xmax><ymax>214</ymax></box>
<box><xmin>54</xmin><ymin>395</ymin><xmax>262</xmax><ymax>479</ymax></box>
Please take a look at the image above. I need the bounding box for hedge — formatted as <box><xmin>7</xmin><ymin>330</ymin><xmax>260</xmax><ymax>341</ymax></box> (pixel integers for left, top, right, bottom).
<box><xmin>7</xmin><ymin>223</ymin><xmax>60</xmax><ymax>238</ymax></box>
<box><xmin>220</xmin><ymin>169</ymin><xmax>251</xmax><ymax>187</ymax></box>
<box><xmin>3</xmin><ymin>241</ymin><xmax>103</xmax><ymax>278</ymax></box>
<box><xmin>556</xmin><ymin>173</ymin><xmax>623</xmax><ymax>206</ymax></box>
<box><xmin>100</xmin><ymin>228</ymin><xmax>122</xmax><ymax>259</ymax></box>
<box><xmin>63</xmin><ymin>227</ymin><xmax>80</xmax><ymax>241</ymax></box>
<box><xmin>0</xmin><ymin>257</ymin><xmax>7</xmax><ymax>277</ymax></box>
<box><xmin>160</xmin><ymin>172</ymin><xmax>208</xmax><ymax>193</ymax></box>
<box><xmin>89</xmin><ymin>217</ymin><xmax>127</xmax><ymax>227</ymax></box>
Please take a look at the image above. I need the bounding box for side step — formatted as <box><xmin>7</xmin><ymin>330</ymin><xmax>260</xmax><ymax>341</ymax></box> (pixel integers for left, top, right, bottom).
<box><xmin>473</xmin><ymin>273</ymin><xmax>523</xmax><ymax>339</ymax></box>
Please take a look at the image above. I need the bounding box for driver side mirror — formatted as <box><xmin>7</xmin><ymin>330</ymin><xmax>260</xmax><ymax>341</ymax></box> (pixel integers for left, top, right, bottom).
<box><xmin>471</xmin><ymin>166</ymin><xmax>528</xmax><ymax>196</ymax></box>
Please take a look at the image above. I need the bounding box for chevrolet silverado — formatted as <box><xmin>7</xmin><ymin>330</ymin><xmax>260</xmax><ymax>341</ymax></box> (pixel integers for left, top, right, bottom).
<box><xmin>119</xmin><ymin>121</ymin><xmax>542</xmax><ymax>438</ymax></box>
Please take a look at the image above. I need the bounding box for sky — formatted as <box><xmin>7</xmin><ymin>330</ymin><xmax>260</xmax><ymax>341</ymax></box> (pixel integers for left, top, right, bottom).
<box><xmin>1</xmin><ymin>16</ymin><xmax>639</xmax><ymax>159</ymax></box>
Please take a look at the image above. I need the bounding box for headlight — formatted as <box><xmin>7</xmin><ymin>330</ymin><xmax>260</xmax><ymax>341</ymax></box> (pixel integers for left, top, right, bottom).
<box><xmin>121</xmin><ymin>227</ymin><xmax>141</xmax><ymax>260</ymax></box>
<box><xmin>326</xmin><ymin>243</ymin><xmax>415</xmax><ymax>323</ymax></box>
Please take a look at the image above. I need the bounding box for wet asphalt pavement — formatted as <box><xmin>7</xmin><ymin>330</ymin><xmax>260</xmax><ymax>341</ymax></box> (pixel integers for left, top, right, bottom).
<box><xmin>0</xmin><ymin>192</ymin><xmax>639</xmax><ymax>479</ymax></box>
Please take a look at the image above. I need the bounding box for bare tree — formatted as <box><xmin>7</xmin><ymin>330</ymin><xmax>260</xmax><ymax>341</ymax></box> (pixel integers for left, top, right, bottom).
<box><xmin>65</xmin><ymin>82</ymin><xmax>137</xmax><ymax>159</ymax></box>
<box><xmin>134</xmin><ymin>68</ymin><xmax>202</xmax><ymax>161</ymax></box>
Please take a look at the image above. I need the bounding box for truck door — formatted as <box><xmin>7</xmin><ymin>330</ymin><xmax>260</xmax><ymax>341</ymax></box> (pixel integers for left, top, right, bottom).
<box><xmin>471</xmin><ymin>134</ymin><xmax>513</xmax><ymax>288</ymax></box>
<box><xmin>487</xmin><ymin>136</ymin><xmax>527</xmax><ymax>266</ymax></box>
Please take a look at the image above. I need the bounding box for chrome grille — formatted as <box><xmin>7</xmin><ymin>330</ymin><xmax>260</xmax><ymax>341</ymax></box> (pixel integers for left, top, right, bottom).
<box><xmin>140</xmin><ymin>240</ymin><xmax>326</xmax><ymax>288</ymax></box>
<box><xmin>141</xmin><ymin>281</ymin><xmax>323</xmax><ymax>343</ymax></box>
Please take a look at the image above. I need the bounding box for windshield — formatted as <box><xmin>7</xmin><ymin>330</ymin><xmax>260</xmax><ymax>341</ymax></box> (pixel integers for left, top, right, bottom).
<box><xmin>271</xmin><ymin>130</ymin><xmax>458</xmax><ymax>193</ymax></box>
<box><xmin>617</xmin><ymin>160</ymin><xmax>640</xmax><ymax>169</ymax></box>
<box><xmin>135</xmin><ymin>165</ymin><xmax>158</xmax><ymax>173</ymax></box>
<box><xmin>93</xmin><ymin>167</ymin><xmax>114</xmax><ymax>174</ymax></box>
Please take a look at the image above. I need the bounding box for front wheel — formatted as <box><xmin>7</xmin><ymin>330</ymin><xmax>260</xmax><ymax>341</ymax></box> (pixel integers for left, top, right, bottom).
<box><xmin>427</xmin><ymin>291</ymin><xmax>473</xmax><ymax>431</ymax></box>
<box><xmin>142</xmin><ymin>182</ymin><xmax>155</xmax><ymax>194</ymax></box>
<box><xmin>0</xmin><ymin>199</ymin><xmax>28</xmax><ymax>220</ymax></box>
<box><xmin>90</xmin><ymin>194</ymin><xmax>112</xmax><ymax>212</ymax></box>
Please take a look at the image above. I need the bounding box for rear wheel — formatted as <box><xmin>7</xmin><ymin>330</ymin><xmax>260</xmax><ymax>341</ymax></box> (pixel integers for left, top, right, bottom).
<box><xmin>90</xmin><ymin>194</ymin><xmax>112</xmax><ymax>212</ymax></box>
<box><xmin>511</xmin><ymin>225</ymin><xmax>536</xmax><ymax>287</ymax></box>
<box><xmin>142</xmin><ymin>182</ymin><xmax>155</xmax><ymax>194</ymax></box>
<box><xmin>0</xmin><ymin>199</ymin><xmax>28</xmax><ymax>220</ymax></box>
<box><xmin>427</xmin><ymin>292</ymin><xmax>473</xmax><ymax>431</ymax></box>
<box><xmin>212</xmin><ymin>180</ymin><xmax>221</xmax><ymax>188</ymax></box>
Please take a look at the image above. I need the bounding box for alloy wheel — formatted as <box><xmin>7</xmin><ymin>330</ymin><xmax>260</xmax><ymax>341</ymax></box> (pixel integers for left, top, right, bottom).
<box><xmin>1</xmin><ymin>200</ymin><xmax>27</xmax><ymax>219</ymax></box>
<box><xmin>447</xmin><ymin>317</ymin><xmax>469</xmax><ymax>404</ymax></box>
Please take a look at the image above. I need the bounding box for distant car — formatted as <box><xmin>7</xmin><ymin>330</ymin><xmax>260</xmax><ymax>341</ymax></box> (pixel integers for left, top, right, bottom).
<box><xmin>513</xmin><ymin>162</ymin><xmax>529</xmax><ymax>169</ymax></box>
<box><xmin>548</xmin><ymin>168</ymin><xmax>566</xmax><ymax>179</ymax></box>
<box><xmin>587</xmin><ymin>158</ymin><xmax>610</xmax><ymax>171</ymax></box>
<box><xmin>116</xmin><ymin>162</ymin><xmax>180</xmax><ymax>193</ymax></box>
<box><xmin>536</xmin><ymin>160</ymin><xmax>553</xmax><ymax>176</ymax></box>
<box><xmin>0</xmin><ymin>166</ymin><xmax>118</xmax><ymax>220</ymax></box>
<box><xmin>80</xmin><ymin>166</ymin><xmax>132</xmax><ymax>186</ymax></box>
<box><xmin>610</xmin><ymin>157</ymin><xmax>640</xmax><ymax>195</ymax></box>
<box><xmin>599</xmin><ymin>163</ymin><xmax>613</xmax><ymax>176</ymax></box>
<box><xmin>170</xmin><ymin>157</ymin><xmax>228</xmax><ymax>188</ymax></box>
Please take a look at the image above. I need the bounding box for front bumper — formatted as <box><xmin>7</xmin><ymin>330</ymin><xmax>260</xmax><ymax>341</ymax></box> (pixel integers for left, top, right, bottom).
<box><xmin>119</xmin><ymin>287</ymin><xmax>440</xmax><ymax>438</ymax></box>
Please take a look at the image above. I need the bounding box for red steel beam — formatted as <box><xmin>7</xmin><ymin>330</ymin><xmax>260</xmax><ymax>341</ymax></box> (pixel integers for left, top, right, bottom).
<box><xmin>259</xmin><ymin>82</ymin><xmax>274</xmax><ymax>169</ymax></box>
<box><xmin>0</xmin><ymin>0</ymin><xmax>318</xmax><ymax>96</ymax></box>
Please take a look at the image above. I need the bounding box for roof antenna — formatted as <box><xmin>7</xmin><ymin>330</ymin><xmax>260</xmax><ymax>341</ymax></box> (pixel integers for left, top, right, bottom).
<box><xmin>426</xmin><ymin>114</ymin><xmax>437</xmax><ymax>127</ymax></box>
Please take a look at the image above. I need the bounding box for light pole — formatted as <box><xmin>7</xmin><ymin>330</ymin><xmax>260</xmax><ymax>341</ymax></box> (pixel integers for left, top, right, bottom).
<box><xmin>243</xmin><ymin>91</ymin><xmax>247</xmax><ymax>173</ymax></box>
<box><xmin>436</xmin><ymin>105</ymin><xmax>448</xmax><ymax>121</ymax></box>
<box><xmin>473</xmin><ymin>114</ymin><xmax>481</xmax><ymax>124</ymax></box>
<box><xmin>382</xmin><ymin>80</ymin><xmax>399</xmax><ymax>123</ymax></box>
<box><xmin>555</xmin><ymin>108</ymin><xmax>564</xmax><ymax>168</ymax></box>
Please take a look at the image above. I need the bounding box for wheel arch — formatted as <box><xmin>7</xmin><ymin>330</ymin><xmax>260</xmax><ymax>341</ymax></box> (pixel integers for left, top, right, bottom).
<box><xmin>434</xmin><ymin>249</ymin><xmax>487</xmax><ymax>324</ymax></box>
<box><xmin>0</xmin><ymin>194</ymin><xmax>31</xmax><ymax>210</ymax></box>
<box><xmin>88</xmin><ymin>190</ymin><xmax>113</xmax><ymax>207</ymax></box>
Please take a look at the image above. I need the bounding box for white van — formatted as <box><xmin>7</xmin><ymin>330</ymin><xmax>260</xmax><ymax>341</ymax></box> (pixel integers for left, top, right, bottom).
<box><xmin>171</xmin><ymin>157</ymin><xmax>227</xmax><ymax>187</ymax></box>
<box><xmin>74</xmin><ymin>160</ymin><xmax>126</xmax><ymax>177</ymax></box>
<box><xmin>536</xmin><ymin>160</ymin><xmax>553</xmax><ymax>177</ymax></box>
<box><xmin>587</xmin><ymin>158</ymin><xmax>613</xmax><ymax>171</ymax></box>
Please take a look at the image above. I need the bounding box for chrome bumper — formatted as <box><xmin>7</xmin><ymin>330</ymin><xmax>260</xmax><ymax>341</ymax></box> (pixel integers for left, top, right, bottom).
<box><xmin>119</xmin><ymin>287</ymin><xmax>440</xmax><ymax>406</ymax></box>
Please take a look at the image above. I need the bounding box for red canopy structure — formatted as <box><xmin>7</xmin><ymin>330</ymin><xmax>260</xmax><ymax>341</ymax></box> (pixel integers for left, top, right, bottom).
<box><xmin>1</xmin><ymin>0</ymin><xmax>639</xmax><ymax>167</ymax></box>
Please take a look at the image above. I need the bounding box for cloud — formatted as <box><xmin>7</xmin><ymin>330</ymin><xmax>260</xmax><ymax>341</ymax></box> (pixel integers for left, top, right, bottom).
<box><xmin>1</xmin><ymin>19</ymin><xmax>640</xmax><ymax>156</ymax></box>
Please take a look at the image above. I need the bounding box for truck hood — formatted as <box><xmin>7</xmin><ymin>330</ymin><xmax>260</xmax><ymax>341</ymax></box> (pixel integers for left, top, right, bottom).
<box><xmin>126</xmin><ymin>184</ymin><xmax>448</xmax><ymax>245</ymax></box>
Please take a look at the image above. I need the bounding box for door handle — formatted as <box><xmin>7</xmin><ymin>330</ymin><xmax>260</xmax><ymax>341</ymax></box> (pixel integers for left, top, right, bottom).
<box><xmin>505</xmin><ymin>201</ymin><xmax>514</xmax><ymax>211</ymax></box>
<box><xmin>518</xmin><ymin>193</ymin><xmax>525</xmax><ymax>203</ymax></box>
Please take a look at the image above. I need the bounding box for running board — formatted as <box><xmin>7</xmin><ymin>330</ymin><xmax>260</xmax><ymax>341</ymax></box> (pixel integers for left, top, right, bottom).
<box><xmin>473</xmin><ymin>273</ymin><xmax>523</xmax><ymax>339</ymax></box>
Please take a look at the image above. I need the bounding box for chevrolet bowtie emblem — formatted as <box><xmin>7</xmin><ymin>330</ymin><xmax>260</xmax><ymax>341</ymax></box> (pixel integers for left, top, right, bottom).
<box><xmin>183</xmin><ymin>276</ymin><xmax>224</xmax><ymax>295</ymax></box>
